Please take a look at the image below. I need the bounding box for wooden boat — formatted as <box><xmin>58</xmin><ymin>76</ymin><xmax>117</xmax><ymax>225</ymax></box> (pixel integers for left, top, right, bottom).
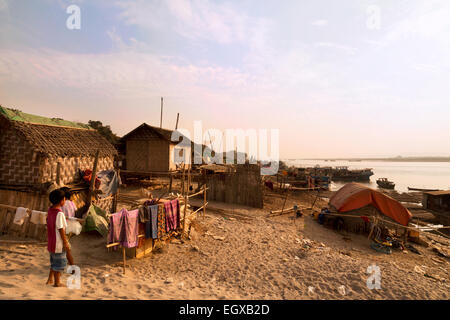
<box><xmin>407</xmin><ymin>187</ymin><xmax>439</xmax><ymax>192</ymax></box>
<box><xmin>331</xmin><ymin>166</ymin><xmax>374</xmax><ymax>181</ymax></box>
<box><xmin>376</xmin><ymin>178</ymin><xmax>395</xmax><ymax>189</ymax></box>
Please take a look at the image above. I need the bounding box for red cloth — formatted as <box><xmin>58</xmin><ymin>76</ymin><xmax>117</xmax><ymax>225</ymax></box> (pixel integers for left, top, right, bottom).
<box><xmin>83</xmin><ymin>169</ymin><xmax>101</xmax><ymax>189</ymax></box>
<box><xmin>47</xmin><ymin>208</ymin><xmax>60</xmax><ymax>253</ymax></box>
<box><xmin>360</xmin><ymin>216</ymin><xmax>370</xmax><ymax>223</ymax></box>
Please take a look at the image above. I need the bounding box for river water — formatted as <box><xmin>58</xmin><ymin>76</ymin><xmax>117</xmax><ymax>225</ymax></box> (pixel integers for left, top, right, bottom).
<box><xmin>283</xmin><ymin>159</ymin><xmax>450</xmax><ymax>193</ymax></box>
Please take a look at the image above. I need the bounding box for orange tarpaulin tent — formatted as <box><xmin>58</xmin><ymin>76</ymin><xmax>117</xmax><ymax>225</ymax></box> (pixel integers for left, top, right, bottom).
<box><xmin>329</xmin><ymin>183</ymin><xmax>412</xmax><ymax>226</ymax></box>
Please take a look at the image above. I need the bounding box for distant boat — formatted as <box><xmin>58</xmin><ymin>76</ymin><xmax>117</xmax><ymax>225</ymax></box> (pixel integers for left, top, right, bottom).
<box><xmin>377</xmin><ymin>178</ymin><xmax>395</xmax><ymax>189</ymax></box>
<box><xmin>407</xmin><ymin>187</ymin><xmax>440</xmax><ymax>192</ymax></box>
<box><xmin>331</xmin><ymin>166</ymin><xmax>374</xmax><ymax>181</ymax></box>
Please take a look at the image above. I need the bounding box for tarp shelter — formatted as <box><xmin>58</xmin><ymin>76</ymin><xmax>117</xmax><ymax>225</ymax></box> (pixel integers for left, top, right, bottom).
<box><xmin>329</xmin><ymin>183</ymin><xmax>412</xmax><ymax>226</ymax></box>
<box><xmin>82</xmin><ymin>204</ymin><xmax>109</xmax><ymax>237</ymax></box>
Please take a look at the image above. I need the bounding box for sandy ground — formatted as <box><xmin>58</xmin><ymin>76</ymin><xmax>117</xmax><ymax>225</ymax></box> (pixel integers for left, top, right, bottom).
<box><xmin>0</xmin><ymin>191</ymin><xmax>449</xmax><ymax>300</ymax></box>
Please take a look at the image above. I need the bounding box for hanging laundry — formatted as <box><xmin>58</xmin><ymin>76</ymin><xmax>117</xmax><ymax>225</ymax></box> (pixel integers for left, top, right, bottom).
<box><xmin>164</xmin><ymin>202</ymin><xmax>174</xmax><ymax>232</ymax></box>
<box><xmin>121</xmin><ymin>209</ymin><xmax>139</xmax><ymax>248</ymax></box>
<box><xmin>108</xmin><ymin>209</ymin><xmax>125</xmax><ymax>245</ymax></box>
<box><xmin>157</xmin><ymin>204</ymin><xmax>166</xmax><ymax>239</ymax></box>
<box><xmin>145</xmin><ymin>205</ymin><xmax>159</xmax><ymax>239</ymax></box>
<box><xmin>30</xmin><ymin>210</ymin><xmax>47</xmax><ymax>225</ymax></box>
<box><xmin>97</xmin><ymin>170</ymin><xmax>121</xmax><ymax>199</ymax></box>
<box><xmin>170</xmin><ymin>199</ymin><xmax>180</xmax><ymax>229</ymax></box>
<box><xmin>165</xmin><ymin>200</ymin><xmax>180</xmax><ymax>232</ymax></box>
<box><xmin>81</xmin><ymin>169</ymin><xmax>101</xmax><ymax>189</ymax></box>
<box><xmin>139</xmin><ymin>205</ymin><xmax>150</xmax><ymax>223</ymax></box>
<box><xmin>13</xmin><ymin>207</ymin><xmax>29</xmax><ymax>225</ymax></box>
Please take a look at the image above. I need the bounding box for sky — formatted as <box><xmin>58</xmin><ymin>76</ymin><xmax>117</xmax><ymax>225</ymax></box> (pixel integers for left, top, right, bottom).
<box><xmin>0</xmin><ymin>0</ymin><xmax>449</xmax><ymax>159</ymax></box>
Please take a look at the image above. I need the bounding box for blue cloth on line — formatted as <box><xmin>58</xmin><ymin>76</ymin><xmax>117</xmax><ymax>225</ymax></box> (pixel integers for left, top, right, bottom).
<box><xmin>145</xmin><ymin>205</ymin><xmax>159</xmax><ymax>239</ymax></box>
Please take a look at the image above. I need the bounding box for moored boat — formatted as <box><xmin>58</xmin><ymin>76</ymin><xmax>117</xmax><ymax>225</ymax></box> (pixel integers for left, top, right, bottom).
<box><xmin>407</xmin><ymin>187</ymin><xmax>440</xmax><ymax>192</ymax></box>
<box><xmin>331</xmin><ymin>166</ymin><xmax>374</xmax><ymax>181</ymax></box>
<box><xmin>376</xmin><ymin>178</ymin><xmax>395</xmax><ymax>189</ymax></box>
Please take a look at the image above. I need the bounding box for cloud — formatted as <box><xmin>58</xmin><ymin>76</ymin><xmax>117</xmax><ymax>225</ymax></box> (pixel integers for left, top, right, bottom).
<box><xmin>0</xmin><ymin>48</ymin><xmax>263</xmax><ymax>100</ymax></box>
<box><xmin>115</xmin><ymin>0</ymin><xmax>269</xmax><ymax>46</ymax></box>
<box><xmin>311</xmin><ymin>19</ymin><xmax>328</xmax><ymax>27</ymax></box>
<box><xmin>0</xmin><ymin>0</ymin><xmax>8</xmax><ymax>12</ymax></box>
<box><xmin>383</xmin><ymin>1</ymin><xmax>450</xmax><ymax>44</ymax></box>
<box><xmin>314</xmin><ymin>42</ymin><xmax>357</xmax><ymax>55</ymax></box>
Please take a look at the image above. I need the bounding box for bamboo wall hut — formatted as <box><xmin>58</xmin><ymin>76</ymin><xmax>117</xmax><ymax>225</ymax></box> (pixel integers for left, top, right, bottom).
<box><xmin>0</xmin><ymin>107</ymin><xmax>118</xmax><ymax>239</ymax></box>
<box><xmin>121</xmin><ymin>123</ymin><xmax>185</xmax><ymax>172</ymax></box>
<box><xmin>422</xmin><ymin>191</ymin><xmax>450</xmax><ymax>225</ymax></box>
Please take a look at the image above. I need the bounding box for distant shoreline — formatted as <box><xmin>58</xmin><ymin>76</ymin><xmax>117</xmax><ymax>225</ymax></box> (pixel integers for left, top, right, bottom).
<box><xmin>286</xmin><ymin>157</ymin><xmax>450</xmax><ymax>163</ymax></box>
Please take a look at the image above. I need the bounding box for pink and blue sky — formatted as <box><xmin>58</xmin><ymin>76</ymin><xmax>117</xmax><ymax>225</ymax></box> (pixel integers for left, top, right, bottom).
<box><xmin>0</xmin><ymin>0</ymin><xmax>449</xmax><ymax>158</ymax></box>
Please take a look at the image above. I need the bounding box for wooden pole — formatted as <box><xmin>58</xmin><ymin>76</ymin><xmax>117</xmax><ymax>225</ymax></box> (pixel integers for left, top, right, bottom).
<box><xmin>181</xmin><ymin>163</ymin><xmax>185</xmax><ymax>198</ymax></box>
<box><xmin>113</xmin><ymin>169</ymin><xmax>120</xmax><ymax>213</ymax></box>
<box><xmin>122</xmin><ymin>247</ymin><xmax>126</xmax><ymax>274</ymax></box>
<box><xmin>175</xmin><ymin>112</ymin><xmax>179</xmax><ymax>130</ymax></box>
<box><xmin>280</xmin><ymin>188</ymin><xmax>289</xmax><ymax>214</ymax></box>
<box><xmin>203</xmin><ymin>185</ymin><xmax>206</xmax><ymax>218</ymax></box>
<box><xmin>88</xmin><ymin>150</ymin><xmax>100</xmax><ymax>207</ymax></box>
<box><xmin>310</xmin><ymin>189</ymin><xmax>320</xmax><ymax>211</ymax></box>
<box><xmin>169</xmin><ymin>172</ymin><xmax>173</xmax><ymax>193</ymax></box>
<box><xmin>368</xmin><ymin>216</ymin><xmax>377</xmax><ymax>240</ymax></box>
<box><xmin>56</xmin><ymin>161</ymin><xmax>61</xmax><ymax>186</ymax></box>
<box><xmin>182</xmin><ymin>165</ymin><xmax>191</xmax><ymax>232</ymax></box>
<box><xmin>160</xmin><ymin>97</ymin><xmax>163</xmax><ymax>128</ymax></box>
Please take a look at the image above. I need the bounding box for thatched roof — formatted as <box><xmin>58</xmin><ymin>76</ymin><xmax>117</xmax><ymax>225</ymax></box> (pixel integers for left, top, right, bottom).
<box><xmin>121</xmin><ymin>123</ymin><xmax>181</xmax><ymax>143</ymax></box>
<box><xmin>0</xmin><ymin>108</ymin><xmax>117</xmax><ymax>157</ymax></box>
<box><xmin>121</xmin><ymin>123</ymin><xmax>213</xmax><ymax>160</ymax></box>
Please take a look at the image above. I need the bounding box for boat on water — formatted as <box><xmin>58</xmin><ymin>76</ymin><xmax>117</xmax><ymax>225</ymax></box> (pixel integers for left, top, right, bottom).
<box><xmin>376</xmin><ymin>178</ymin><xmax>395</xmax><ymax>189</ymax></box>
<box><xmin>331</xmin><ymin>166</ymin><xmax>374</xmax><ymax>181</ymax></box>
<box><xmin>407</xmin><ymin>187</ymin><xmax>440</xmax><ymax>192</ymax></box>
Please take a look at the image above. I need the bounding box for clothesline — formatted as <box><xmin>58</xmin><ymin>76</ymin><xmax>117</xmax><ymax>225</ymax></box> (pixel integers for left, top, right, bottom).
<box><xmin>0</xmin><ymin>203</ymin><xmax>33</xmax><ymax>212</ymax></box>
<box><xmin>107</xmin><ymin>186</ymin><xmax>208</xmax><ymax>274</ymax></box>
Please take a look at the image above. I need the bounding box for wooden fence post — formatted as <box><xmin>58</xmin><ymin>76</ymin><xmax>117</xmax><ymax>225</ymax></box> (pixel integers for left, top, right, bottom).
<box><xmin>87</xmin><ymin>150</ymin><xmax>100</xmax><ymax>207</ymax></box>
<box><xmin>203</xmin><ymin>186</ymin><xmax>207</xmax><ymax>218</ymax></box>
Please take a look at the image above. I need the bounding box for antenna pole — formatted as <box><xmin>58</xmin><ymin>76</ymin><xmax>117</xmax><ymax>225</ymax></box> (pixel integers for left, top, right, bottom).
<box><xmin>160</xmin><ymin>97</ymin><xmax>163</xmax><ymax>128</ymax></box>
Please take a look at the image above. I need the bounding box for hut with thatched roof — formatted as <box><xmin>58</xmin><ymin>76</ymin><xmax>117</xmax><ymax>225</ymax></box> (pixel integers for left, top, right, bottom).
<box><xmin>0</xmin><ymin>106</ymin><xmax>117</xmax><ymax>187</ymax></box>
<box><xmin>0</xmin><ymin>106</ymin><xmax>118</xmax><ymax>240</ymax></box>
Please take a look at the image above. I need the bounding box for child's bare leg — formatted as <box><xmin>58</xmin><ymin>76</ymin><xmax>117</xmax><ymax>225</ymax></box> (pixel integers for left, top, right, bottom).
<box><xmin>53</xmin><ymin>271</ymin><xmax>65</xmax><ymax>287</ymax></box>
<box><xmin>46</xmin><ymin>269</ymin><xmax>54</xmax><ymax>285</ymax></box>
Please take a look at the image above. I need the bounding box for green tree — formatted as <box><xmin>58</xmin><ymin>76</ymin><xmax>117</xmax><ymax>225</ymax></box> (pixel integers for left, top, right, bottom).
<box><xmin>88</xmin><ymin>120</ymin><xmax>120</xmax><ymax>146</ymax></box>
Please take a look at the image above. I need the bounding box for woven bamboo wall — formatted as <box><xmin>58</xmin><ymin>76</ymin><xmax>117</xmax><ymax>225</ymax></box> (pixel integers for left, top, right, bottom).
<box><xmin>0</xmin><ymin>189</ymin><xmax>50</xmax><ymax>241</ymax></box>
<box><xmin>39</xmin><ymin>155</ymin><xmax>114</xmax><ymax>185</ymax></box>
<box><xmin>0</xmin><ymin>127</ymin><xmax>41</xmax><ymax>185</ymax></box>
<box><xmin>206</xmin><ymin>164</ymin><xmax>263</xmax><ymax>208</ymax></box>
<box><xmin>0</xmin><ymin>126</ymin><xmax>114</xmax><ymax>186</ymax></box>
<box><xmin>0</xmin><ymin>188</ymin><xmax>114</xmax><ymax>240</ymax></box>
<box><xmin>126</xmin><ymin>139</ymin><xmax>170</xmax><ymax>172</ymax></box>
